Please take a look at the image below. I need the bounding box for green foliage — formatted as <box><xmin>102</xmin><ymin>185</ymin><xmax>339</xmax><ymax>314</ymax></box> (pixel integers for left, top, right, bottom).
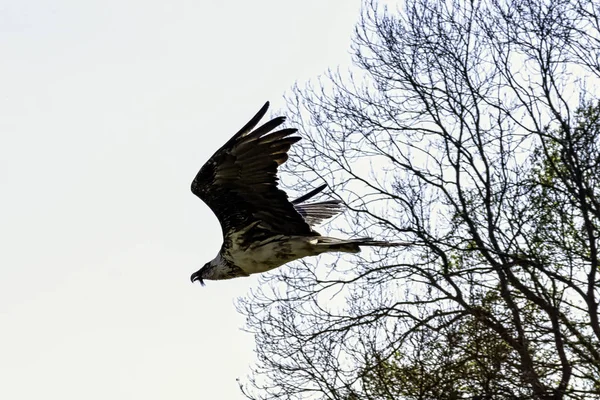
<box><xmin>362</xmin><ymin>315</ymin><xmax>513</xmax><ymax>399</ymax></box>
<box><xmin>240</xmin><ymin>2</ymin><xmax>600</xmax><ymax>400</ymax></box>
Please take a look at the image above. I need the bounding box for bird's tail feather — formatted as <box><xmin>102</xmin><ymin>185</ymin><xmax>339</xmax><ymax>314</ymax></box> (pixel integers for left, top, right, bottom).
<box><xmin>316</xmin><ymin>237</ymin><xmax>407</xmax><ymax>254</ymax></box>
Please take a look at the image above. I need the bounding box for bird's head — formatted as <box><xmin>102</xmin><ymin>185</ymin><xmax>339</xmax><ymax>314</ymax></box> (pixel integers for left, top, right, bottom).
<box><xmin>190</xmin><ymin>262</ymin><xmax>210</xmax><ymax>286</ymax></box>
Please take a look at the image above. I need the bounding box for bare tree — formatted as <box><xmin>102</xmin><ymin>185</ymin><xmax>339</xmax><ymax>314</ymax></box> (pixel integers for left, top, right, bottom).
<box><xmin>238</xmin><ymin>0</ymin><xmax>600</xmax><ymax>399</ymax></box>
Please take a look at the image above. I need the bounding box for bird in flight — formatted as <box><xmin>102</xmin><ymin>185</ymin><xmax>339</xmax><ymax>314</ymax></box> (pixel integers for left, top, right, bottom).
<box><xmin>190</xmin><ymin>102</ymin><xmax>402</xmax><ymax>285</ymax></box>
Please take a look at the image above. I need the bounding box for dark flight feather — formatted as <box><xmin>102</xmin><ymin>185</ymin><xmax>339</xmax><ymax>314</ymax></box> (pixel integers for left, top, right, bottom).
<box><xmin>291</xmin><ymin>184</ymin><xmax>328</xmax><ymax>204</ymax></box>
<box><xmin>191</xmin><ymin>102</ymin><xmax>317</xmax><ymax>237</ymax></box>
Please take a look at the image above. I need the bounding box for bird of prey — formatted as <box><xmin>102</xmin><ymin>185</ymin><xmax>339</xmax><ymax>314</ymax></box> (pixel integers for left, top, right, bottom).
<box><xmin>190</xmin><ymin>102</ymin><xmax>402</xmax><ymax>285</ymax></box>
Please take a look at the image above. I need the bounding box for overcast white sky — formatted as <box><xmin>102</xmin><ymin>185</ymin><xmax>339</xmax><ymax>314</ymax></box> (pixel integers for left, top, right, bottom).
<box><xmin>0</xmin><ymin>1</ymin><xmax>360</xmax><ymax>398</ymax></box>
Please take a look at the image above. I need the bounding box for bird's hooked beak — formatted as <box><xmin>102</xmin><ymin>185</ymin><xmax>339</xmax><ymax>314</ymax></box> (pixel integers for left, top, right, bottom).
<box><xmin>190</xmin><ymin>271</ymin><xmax>205</xmax><ymax>286</ymax></box>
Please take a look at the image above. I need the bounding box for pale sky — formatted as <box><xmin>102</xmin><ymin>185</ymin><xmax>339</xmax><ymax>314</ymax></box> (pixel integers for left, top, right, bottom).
<box><xmin>0</xmin><ymin>1</ymin><xmax>360</xmax><ymax>398</ymax></box>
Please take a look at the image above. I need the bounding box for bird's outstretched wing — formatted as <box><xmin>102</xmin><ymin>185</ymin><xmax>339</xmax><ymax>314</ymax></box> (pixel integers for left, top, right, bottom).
<box><xmin>191</xmin><ymin>102</ymin><xmax>315</xmax><ymax>237</ymax></box>
<box><xmin>291</xmin><ymin>184</ymin><xmax>343</xmax><ymax>227</ymax></box>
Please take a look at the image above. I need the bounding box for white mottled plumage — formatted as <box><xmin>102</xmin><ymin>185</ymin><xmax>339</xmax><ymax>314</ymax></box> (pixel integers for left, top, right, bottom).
<box><xmin>189</xmin><ymin>102</ymin><xmax>405</xmax><ymax>285</ymax></box>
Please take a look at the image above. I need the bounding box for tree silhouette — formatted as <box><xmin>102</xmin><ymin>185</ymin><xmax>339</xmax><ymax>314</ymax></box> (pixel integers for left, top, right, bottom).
<box><xmin>239</xmin><ymin>1</ymin><xmax>600</xmax><ymax>398</ymax></box>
